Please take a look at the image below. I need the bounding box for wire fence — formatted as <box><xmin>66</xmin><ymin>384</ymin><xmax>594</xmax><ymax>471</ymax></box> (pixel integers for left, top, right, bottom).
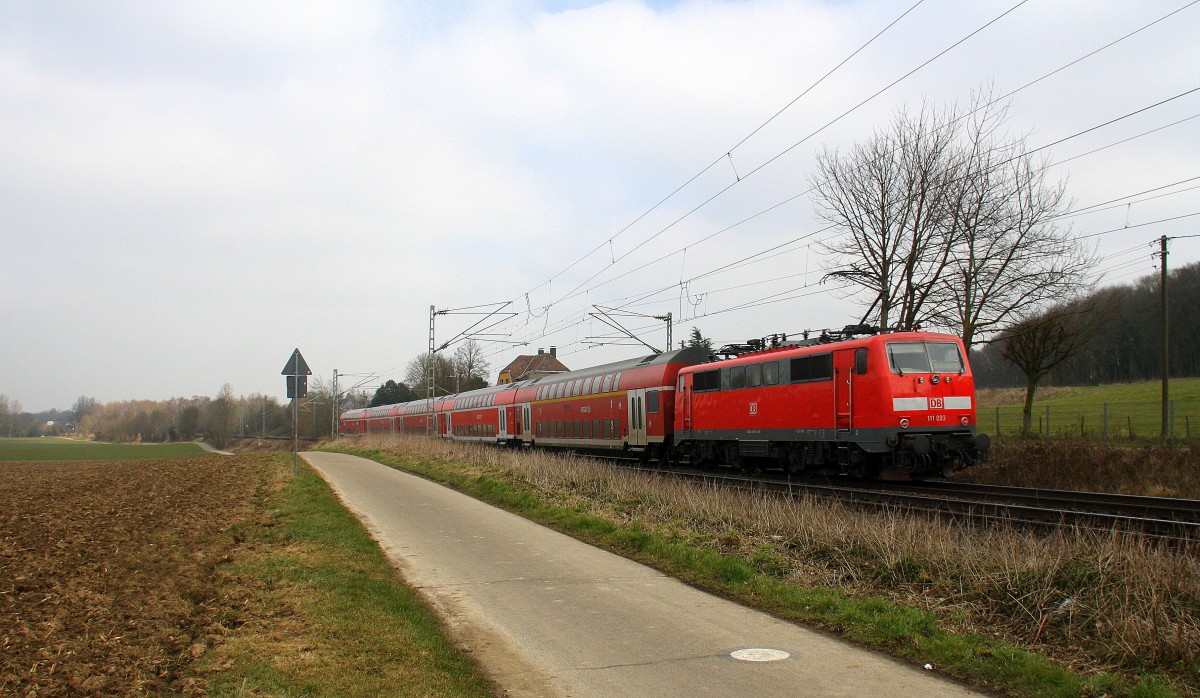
<box><xmin>982</xmin><ymin>400</ymin><xmax>1199</xmax><ymax>446</ymax></box>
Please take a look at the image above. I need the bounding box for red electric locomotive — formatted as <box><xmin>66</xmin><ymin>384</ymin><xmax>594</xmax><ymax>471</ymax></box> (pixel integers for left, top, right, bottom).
<box><xmin>674</xmin><ymin>328</ymin><xmax>989</xmax><ymax>478</ymax></box>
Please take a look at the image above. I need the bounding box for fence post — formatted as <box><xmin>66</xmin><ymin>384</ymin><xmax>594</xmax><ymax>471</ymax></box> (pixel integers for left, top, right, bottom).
<box><xmin>1045</xmin><ymin>404</ymin><xmax>1051</xmax><ymax>443</ymax></box>
<box><xmin>1102</xmin><ymin>403</ymin><xmax>1109</xmax><ymax>446</ymax></box>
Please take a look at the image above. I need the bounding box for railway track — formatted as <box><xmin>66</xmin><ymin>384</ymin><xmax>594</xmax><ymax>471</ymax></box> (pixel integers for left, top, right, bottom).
<box><xmin>614</xmin><ymin>462</ymin><xmax>1200</xmax><ymax>542</ymax></box>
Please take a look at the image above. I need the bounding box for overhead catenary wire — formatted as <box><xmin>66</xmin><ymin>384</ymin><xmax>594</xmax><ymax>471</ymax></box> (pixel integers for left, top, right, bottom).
<box><xmin>474</xmin><ymin>7</ymin><xmax>1200</xmax><ymax>369</ymax></box>
<box><xmin>510</xmin><ymin>20</ymin><xmax>1199</xmax><ymax>350</ymax></box>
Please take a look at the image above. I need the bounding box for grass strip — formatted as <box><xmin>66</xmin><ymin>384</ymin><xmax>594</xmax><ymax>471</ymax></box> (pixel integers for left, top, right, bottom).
<box><xmin>0</xmin><ymin>437</ymin><xmax>208</xmax><ymax>461</ymax></box>
<box><xmin>328</xmin><ymin>445</ymin><xmax>1181</xmax><ymax>698</ymax></box>
<box><xmin>200</xmin><ymin>456</ymin><xmax>495</xmax><ymax>697</ymax></box>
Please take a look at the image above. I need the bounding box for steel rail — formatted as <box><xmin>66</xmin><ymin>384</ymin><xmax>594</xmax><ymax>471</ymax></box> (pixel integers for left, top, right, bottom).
<box><xmin>608</xmin><ymin>462</ymin><xmax>1200</xmax><ymax>542</ymax></box>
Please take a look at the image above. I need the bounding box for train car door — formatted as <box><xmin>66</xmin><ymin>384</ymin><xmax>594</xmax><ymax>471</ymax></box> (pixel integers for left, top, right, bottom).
<box><xmin>443</xmin><ymin>412</ymin><xmax>452</xmax><ymax>437</ymax></box>
<box><xmin>680</xmin><ymin>375</ymin><xmax>693</xmax><ymax>431</ymax></box>
<box><xmin>498</xmin><ymin>407</ymin><xmax>508</xmax><ymax>439</ymax></box>
<box><xmin>627</xmin><ymin>388</ymin><xmax>648</xmax><ymax>447</ymax></box>
<box><xmin>834</xmin><ymin>349</ymin><xmax>855</xmax><ymax>431</ymax></box>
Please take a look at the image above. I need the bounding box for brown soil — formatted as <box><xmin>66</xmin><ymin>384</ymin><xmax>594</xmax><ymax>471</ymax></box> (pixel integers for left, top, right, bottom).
<box><xmin>0</xmin><ymin>455</ymin><xmax>275</xmax><ymax>696</ymax></box>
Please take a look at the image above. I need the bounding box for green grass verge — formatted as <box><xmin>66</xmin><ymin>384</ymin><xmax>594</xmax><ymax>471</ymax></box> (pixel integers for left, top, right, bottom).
<box><xmin>977</xmin><ymin>377</ymin><xmax>1200</xmax><ymax>442</ymax></box>
<box><xmin>0</xmin><ymin>437</ymin><xmax>208</xmax><ymax>461</ymax></box>
<box><xmin>200</xmin><ymin>459</ymin><xmax>495</xmax><ymax>698</ymax></box>
<box><xmin>325</xmin><ymin>445</ymin><xmax>1182</xmax><ymax>698</ymax></box>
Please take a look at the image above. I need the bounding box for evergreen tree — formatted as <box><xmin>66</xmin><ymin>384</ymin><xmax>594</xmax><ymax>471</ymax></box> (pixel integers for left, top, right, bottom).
<box><xmin>370</xmin><ymin>380</ymin><xmax>417</xmax><ymax>407</ymax></box>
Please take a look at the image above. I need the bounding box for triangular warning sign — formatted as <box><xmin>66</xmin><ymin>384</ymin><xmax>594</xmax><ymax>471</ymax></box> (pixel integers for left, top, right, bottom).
<box><xmin>281</xmin><ymin>348</ymin><xmax>312</xmax><ymax>376</ymax></box>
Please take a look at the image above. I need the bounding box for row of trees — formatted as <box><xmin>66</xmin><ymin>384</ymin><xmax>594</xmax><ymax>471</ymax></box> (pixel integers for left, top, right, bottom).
<box><xmin>973</xmin><ymin>260</ymin><xmax>1200</xmax><ymax>389</ymax></box>
<box><xmin>10</xmin><ymin>378</ymin><xmax>376</xmax><ymax>447</ymax></box>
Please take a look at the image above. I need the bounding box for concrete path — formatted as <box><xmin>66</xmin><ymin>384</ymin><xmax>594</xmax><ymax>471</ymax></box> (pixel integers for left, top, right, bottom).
<box><xmin>303</xmin><ymin>452</ymin><xmax>985</xmax><ymax>697</ymax></box>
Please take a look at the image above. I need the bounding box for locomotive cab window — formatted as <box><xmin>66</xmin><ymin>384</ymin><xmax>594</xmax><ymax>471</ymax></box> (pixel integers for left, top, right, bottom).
<box><xmin>747</xmin><ymin>364</ymin><xmax>762</xmax><ymax>387</ymax></box>
<box><xmin>887</xmin><ymin>342</ymin><xmax>964</xmax><ymax>374</ymax></box>
<box><xmin>763</xmin><ymin>361</ymin><xmax>779</xmax><ymax>385</ymax></box>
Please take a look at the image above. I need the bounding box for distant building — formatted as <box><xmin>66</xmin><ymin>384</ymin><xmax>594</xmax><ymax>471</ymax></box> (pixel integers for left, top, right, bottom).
<box><xmin>497</xmin><ymin>347</ymin><xmax>570</xmax><ymax>384</ymax></box>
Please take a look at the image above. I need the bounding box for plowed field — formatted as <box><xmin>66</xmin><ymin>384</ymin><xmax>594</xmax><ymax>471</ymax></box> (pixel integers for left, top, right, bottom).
<box><xmin>0</xmin><ymin>455</ymin><xmax>275</xmax><ymax>696</ymax></box>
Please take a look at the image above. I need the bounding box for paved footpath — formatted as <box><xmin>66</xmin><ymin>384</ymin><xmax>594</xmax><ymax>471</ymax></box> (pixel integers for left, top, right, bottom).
<box><xmin>303</xmin><ymin>452</ymin><xmax>985</xmax><ymax>697</ymax></box>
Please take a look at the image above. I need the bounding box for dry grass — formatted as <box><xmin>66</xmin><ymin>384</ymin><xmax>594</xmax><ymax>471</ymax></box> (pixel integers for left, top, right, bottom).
<box><xmin>346</xmin><ymin>434</ymin><xmax>1200</xmax><ymax>695</ymax></box>
<box><xmin>959</xmin><ymin>441</ymin><xmax>1200</xmax><ymax>498</ymax></box>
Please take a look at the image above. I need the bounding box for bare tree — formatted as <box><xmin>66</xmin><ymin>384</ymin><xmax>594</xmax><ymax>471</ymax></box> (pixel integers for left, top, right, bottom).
<box><xmin>206</xmin><ymin>384</ymin><xmax>239</xmax><ymax>448</ymax></box>
<box><xmin>451</xmin><ymin>339</ymin><xmax>491</xmax><ymax>391</ymax></box>
<box><xmin>811</xmin><ymin>100</ymin><xmax>961</xmax><ymax>331</ymax></box>
<box><xmin>403</xmin><ymin>352</ymin><xmax>456</xmax><ymax>396</ymax></box>
<box><xmin>1002</xmin><ymin>302</ymin><xmax>1103</xmax><ymax>435</ymax></box>
<box><xmin>928</xmin><ymin>94</ymin><xmax>1095</xmax><ymax>352</ymax></box>
<box><xmin>812</xmin><ymin>89</ymin><xmax>1093</xmax><ymax>348</ymax></box>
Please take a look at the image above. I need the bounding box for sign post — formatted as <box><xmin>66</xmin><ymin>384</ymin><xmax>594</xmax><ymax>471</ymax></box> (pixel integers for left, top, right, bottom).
<box><xmin>281</xmin><ymin>348</ymin><xmax>312</xmax><ymax>474</ymax></box>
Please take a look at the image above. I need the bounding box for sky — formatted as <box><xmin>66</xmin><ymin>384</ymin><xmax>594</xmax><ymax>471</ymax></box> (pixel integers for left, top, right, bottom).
<box><xmin>2</xmin><ymin>0</ymin><xmax>1198</xmax><ymax>413</ymax></box>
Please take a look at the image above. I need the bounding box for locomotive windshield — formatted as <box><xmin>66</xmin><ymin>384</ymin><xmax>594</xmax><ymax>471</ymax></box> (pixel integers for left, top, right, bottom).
<box><xmin>886</xmin><ymin>341</ymin><xmax>965</xmax><ymax>374</ymax></box>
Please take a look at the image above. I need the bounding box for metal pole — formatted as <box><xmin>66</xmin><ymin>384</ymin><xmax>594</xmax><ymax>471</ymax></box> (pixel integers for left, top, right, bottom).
<box><xmin>332</xmin><ymin>368</ymin><xmax>338</xmax><ymax>439</ymax></box>
<box><xmin>1160</xmin><ymin>235</ymin><xmax>1169</xmax><ymax>445</ymax></box>
<box><xmin>292</xmin><ymin>393</ymin><xmax>298</xmax><ymax>475</ymax></box>
<box><xmin>428</xmin><ymin>305</ymin><xmax>435</xmax><ymax>436</ymax></box>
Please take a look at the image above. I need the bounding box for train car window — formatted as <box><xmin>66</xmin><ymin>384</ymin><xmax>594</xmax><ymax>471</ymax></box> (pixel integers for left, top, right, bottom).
<box><xmin>693</xmin><ymin>369</ymin><xmax>720</xmax><ymax>392</ymax></box>
<box><xmin>763</xmin><ymin>362</ymin><xmax>779</xmax><ymax>385</ymax></box>
<box><xmin>602</xmin><ymin>375</ymin><xmax>613</xmax><ymax>392</ymax></box>
<box><xmin>613</xmin><ymin>372</ymin><xmax>623</xmax><ymax>391</ymax></box>
<box><xmin>731</xmin><ymin>365</ymin><xmax>746</xmax><ymax>389</ymax></box>
<box><xmin>575</xmin><ymin>379</ymin><xmax>584</xmax><ymax>396</ymax></box>
<box><xmin>647</xmin><ymin>390</ymin><xmax>660</xmax><ymax>414</ymax></box>
<box><xmin>593</xmin><ymin>419</ymin><xmax>600</xmax><ymax>437</ymax></box>
<box><xmin>574</xmin><ymin>421</ymin><xmax>582</xmax><ymax>438</ymax></box>
<box><xmin>584</xmin><ymin>420</ymin><xmax>592</xmax><ymax>438</ymax></box>
<box><xmin>601</xmin><ymin>419</ymin><xmax>610</xmax><ymax>438</ymax></box>
<box><xmin>790</xmin><ymin>354</ymin><xmax>834</xmax><ymax>382</ymax></box>
<box><xmin>855</xmin><ymin>348</ymin><xmax>868</xmax><ymax>375</ymax></box>
<box><xmin>747</xmin><ymin>364</ymin><xmax>762</xmax><ymax>387</ymax></box>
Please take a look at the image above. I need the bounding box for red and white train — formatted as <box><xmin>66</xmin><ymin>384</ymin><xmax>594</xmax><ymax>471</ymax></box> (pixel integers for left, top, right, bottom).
<box><xmin>339</xmin><ymin>328</ymin><xmax>990</xmax><ymax>479</ymax></box>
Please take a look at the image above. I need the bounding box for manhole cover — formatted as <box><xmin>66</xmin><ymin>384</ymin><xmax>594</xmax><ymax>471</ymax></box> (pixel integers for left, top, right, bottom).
<box><xmin>730</xmin><ymin>648</ymin><xmax>790</xmax><ymax>662</ymax></box>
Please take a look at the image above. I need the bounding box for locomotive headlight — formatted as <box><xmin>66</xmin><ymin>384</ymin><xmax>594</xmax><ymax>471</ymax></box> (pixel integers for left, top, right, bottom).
<box><xmin>900</xmin><ymin>418</ymin><xmax>910</xmax><ymax>429</ymax></box>
<box><xmin>961</xmin><ymin>416</ymin><xmax>969</xmax><ymax>426</ymax></box>
<box><xmin>931</xmin><ymin>374</ymin><xmax>941</xmax><ymax>385</ymax></box>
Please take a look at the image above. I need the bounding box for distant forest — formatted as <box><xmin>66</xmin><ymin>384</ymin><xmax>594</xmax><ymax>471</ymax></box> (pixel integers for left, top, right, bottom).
<box><xmin>971</xmin><ymin>261</ymin><xmax>1200</xmax><ymax>388</ymax></box>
